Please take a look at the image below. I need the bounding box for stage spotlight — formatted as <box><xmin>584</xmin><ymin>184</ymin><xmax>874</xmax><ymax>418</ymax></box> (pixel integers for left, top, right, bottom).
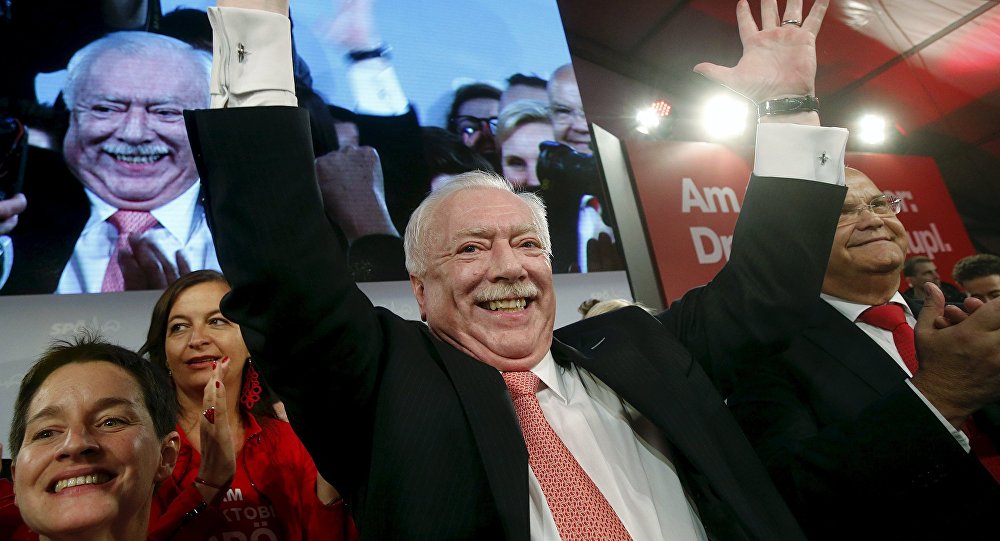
<box><xmin>636</xmin><ymin>107</ymin><xmax>661</xmax><ymax>132</ymax></box>
<box><xmin>635</xmin><ymin>99</ymin><xmax>672</xmax><ymax>135</ymax></box>
<box><xmin>857</xmin><ymin>114</ymin><xmax>887</xmax><ymax>145</ymax></box>
<box><xmin>702</xmin><ymin>95</ymin><xmax>748</xmax><ymax>139</ymax></box>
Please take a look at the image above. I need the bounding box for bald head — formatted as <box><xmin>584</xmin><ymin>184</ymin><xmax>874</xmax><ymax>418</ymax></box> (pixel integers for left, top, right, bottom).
<box><xmin>822</xmin><ymin>167</ymin><xmax>909</xmax><ymax>304</ymax></box>
<box><xmin>547</xmin><ymin>64</ymin><xmax>591</xmax><ymax>154</ymax></box>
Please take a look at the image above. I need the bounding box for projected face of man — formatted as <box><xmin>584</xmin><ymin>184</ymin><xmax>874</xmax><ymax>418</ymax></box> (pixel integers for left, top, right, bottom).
<box><xmin>548</xmin><ymin>65</ymin><xmax>591</xmax><ymax>154</ymax></box>
<box><xmin>63</xmin><ymin>48</ymin><xmax>205</xmax><ymax>211</ymax></box>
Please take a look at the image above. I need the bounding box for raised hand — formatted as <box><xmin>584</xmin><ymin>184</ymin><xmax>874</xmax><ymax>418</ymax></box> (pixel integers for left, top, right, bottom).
<box><xmin>326</xmin><ymin>0</ymin><xmax>380</xmax><ymax>50</ymax></box>
<box><xmin>194</xmin><ymin>357</ymin><xmax>236</xmax><ymax>502</ymax></box>
<box><xmin>693</xmin><ymin>0</ymin><xmax>829</xmax><ymax>104</ymax></box>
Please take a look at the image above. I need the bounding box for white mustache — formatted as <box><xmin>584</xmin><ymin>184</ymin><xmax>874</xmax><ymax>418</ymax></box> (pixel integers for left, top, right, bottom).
<box><xmin>102</xmin><ymin>143</ymin><xmax>169</xmax><ymax>157</ymax></box>
<box><xmin>474</xmin><ymin>282</ymin><xmax>539</xmax><ymax>303</ymax></box>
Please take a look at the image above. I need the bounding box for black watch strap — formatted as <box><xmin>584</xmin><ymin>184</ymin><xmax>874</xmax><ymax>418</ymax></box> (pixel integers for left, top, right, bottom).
<box><xmin>757</xmin><ymin>95</ymin><xmax>819</xmax><ymax>117</ymax></box>
<box><xmin>347</xmin><ymin>44</ymin><xmax>392</xmax><ymax>63</ymax></box>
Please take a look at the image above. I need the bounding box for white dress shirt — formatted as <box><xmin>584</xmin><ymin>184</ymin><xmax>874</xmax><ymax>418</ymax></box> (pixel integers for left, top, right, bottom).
<box><xmin>209</xmin><ymin>7</ymin><xmax>850</xmax><ymax>538</ymax></box>
<box><xmin>821</xmin><ymin>292</ymin><xmax>971</xmax><ymax>451</ymax></box>
<box><xmin>56</xmin><ymin>181</ymin><xmax>220</xmax><ymax>293</ymax></box>
<box><xmin>529</xmin><ymin>352</ymin><xmax>709</xmax><ymax>540</ymax></box>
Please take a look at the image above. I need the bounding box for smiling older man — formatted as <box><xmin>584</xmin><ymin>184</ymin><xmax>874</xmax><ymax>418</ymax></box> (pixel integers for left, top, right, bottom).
<box><xmin>1</xmin><ymin>31</ymin><xmax>220</xmax><ymax>295</ymax></box>
<box><xmin>189</xmin><ymin>0</ymin><xmax>847</xmax><ymax>539</ymax></box>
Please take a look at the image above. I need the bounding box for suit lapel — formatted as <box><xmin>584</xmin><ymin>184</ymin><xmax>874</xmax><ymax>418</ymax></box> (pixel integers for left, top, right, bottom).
<box><xmin>551</xmin><ymin>327</ymin><xmax>766</xmax><ymax>534</ymax></box>
<box><xmin>803</xmin><ymin>300</ymin><xmax>908</xmax><ymax>395</ymax></box>
<box><xmin>429</xmin><ymin>340</ymin><xmax>529</xmax><ymax>541</ymax></box>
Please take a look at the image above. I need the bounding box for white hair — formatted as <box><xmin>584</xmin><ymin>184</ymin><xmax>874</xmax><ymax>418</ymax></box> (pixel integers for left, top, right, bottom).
<box><xmin>63</xmin><ymin>31</ymin><xmax>211</xmax><ymax>109</ymax></box>
<box><xmin>403</xmin><ymin>171</ymin><xmax>552</xmax><ymax>276</ymax></box>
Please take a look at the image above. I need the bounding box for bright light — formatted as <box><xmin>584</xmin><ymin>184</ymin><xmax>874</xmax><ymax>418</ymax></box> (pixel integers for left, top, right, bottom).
<box><xmin>702</xmin><ymin>95</ymin><xmax>748</xmax><ymax>139</ymax></box>
<box><xmin>857</xmin><ymin>114</ymin><xmax>887</xmax><ymax>145</ymax></box>
<box><xmin>636</xmin><ymin>107</ymin><xmax>661</xmax><ymax>131</ymax></box>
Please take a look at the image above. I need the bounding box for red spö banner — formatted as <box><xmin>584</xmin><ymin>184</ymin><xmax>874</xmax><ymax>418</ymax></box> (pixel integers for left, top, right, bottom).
<box><xmin>625</xmin><ymin>140</ymin><xmax>976</xmax><ymax>304</ymax></box>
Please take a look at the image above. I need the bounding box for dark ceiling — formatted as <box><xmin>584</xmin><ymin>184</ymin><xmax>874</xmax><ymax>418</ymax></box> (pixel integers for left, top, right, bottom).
<box><xmin>558</xmin><ymin>0</ymin><xmax>1000</xmax><ymax>254</ymax></box>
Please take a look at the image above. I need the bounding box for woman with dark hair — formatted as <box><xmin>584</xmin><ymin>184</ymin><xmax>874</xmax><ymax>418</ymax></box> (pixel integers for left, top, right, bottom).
<box><xmin>140</xmin><ymin>270</ymin><xmax>355</xmax><ymax>540</ymax></box>
<box><xmin>8</xmin><ymin>334</ymin><xmax>179</xmax><ymax>541</ymax></box>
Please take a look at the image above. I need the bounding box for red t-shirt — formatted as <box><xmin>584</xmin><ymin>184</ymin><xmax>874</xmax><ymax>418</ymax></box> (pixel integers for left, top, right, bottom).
<box><xmin>0</xmin><ymin>478</ymin><xmax>37</xmax><ymax>541</ymax></box>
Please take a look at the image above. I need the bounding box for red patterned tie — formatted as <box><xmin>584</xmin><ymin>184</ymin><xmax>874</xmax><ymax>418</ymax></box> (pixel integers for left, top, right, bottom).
<box><xmin>858</xmin><ymin>303</ymin><xmax>919</xmax><ymax>375</ymax></box>
<box><xmin>101</xmin><ymin>210</ymin><xmax>159</xmax><ymax>292</ymax></box>
<box><xmin>503</xmin><ymin>371</ymin><xmax>632</xmax><ymax>541</ymax></box>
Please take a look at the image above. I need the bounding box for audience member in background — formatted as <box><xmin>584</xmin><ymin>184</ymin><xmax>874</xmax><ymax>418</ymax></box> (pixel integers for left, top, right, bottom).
<box><xmin>447</xmin><ymin>83</ymin><xmax>502</xmax><ymax>170</ymax></box>
<box><xmin>421</xmin><ymin>127</ymin><xmax>494</xmax><ymax>192</ymax></box>
<box><xmin>728</xmin><ymin>167</ymin><xmax>1000</xmax><ymax>540</ymax></box>
<box><xmin>547</xmin><ymin>64</ymin><xmax>590</xmax><ymax>154</ymax></box>
<box><xmin>8</xmin><ymin>335</ymin><xmax>179</xmax><ymax>541</ymax></box>
<box><xmin>499</xmin><ymin>73</ymin><xmax>548</xmax><ymax>112</ymax></box>
<box><xmin>496</xmin><ymin>100</ymin><xmax>553</xmax><ymax>189</ymax></box>
<box><xmin>140</xmin><ymin>270</ymin><xmax>356</xmax><ymax>541</ymax></box>
<box><xmin>902</xmin><ymin>255</ymin><xmax>965</xmax><ymax>303</ymax></box>
<box><xmin>1</xmin><ymin>32</ymin><xmax>221</xmax><ymax>295</ymax></box>
<box><xmin>953</xmin><ymin>253</ymin><xmax>1000</xmax><ymax>303</ymax></box>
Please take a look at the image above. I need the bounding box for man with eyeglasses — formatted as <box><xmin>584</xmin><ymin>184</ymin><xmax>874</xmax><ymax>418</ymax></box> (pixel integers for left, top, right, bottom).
<box><xmin>446</xmin><ymin>83</ymin><xmax>502</xmax><ymax>171</ymax></box>
<box><xmin>728</xmin><ymin>166</ymin><xmax>1000</xmax><ymax>540</ymax></box>
<box><xmin>547</xmin><ymin>64</ymin><xmax>591</xmax><ymax>154</ymax></box>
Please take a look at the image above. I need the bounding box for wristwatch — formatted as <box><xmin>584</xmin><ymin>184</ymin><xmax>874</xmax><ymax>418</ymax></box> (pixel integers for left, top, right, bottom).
<box><xmin>347</xmin><ymin>44</ymin><xmax>392</xmax><ymax>63</ymax></box>
<box><xmin>757</xmin><ymin>95</ymin><xmax>819</xmax><ymax>117</ymax></box>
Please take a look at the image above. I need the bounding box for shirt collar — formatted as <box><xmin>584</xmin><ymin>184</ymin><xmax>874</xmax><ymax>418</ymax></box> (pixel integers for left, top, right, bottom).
<box><xmin>530</xmin><ymin>350</ymin><xmax>569</xmax><ymax>404</ymax></box>
<box><xmin>82</xmin><ymin>180</ymin><xmax>203</xmax><ymax>242</ymax></box>
<box><xmin>821</xmin><ymin>291</ymin><xmax>914</xmax><ymax>322</ymax></box>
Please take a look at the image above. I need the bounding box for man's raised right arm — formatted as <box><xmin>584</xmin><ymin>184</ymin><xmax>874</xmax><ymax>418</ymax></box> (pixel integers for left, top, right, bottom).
<box><xmin>187</xmin><ymin>0</ymin><xmax>386</xmax><ymax>494</ymax></box>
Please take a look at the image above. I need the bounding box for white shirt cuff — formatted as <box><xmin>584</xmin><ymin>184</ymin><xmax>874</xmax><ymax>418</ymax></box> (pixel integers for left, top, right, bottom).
<box><xmin>348</xmin><ymin>59</ymin><xmax>409</xmax><ymax>116</ymax></box>
<box><xmin>905</xmin><ymin>379</ymin><xmax>972</xmax><ymax>452</ymax></box>
<box><xmin>754</xmin><ymin>124</ymin><xmax>848</xmax><ymax>186</ymax></box>
<box><xmin>208</xmin><ymin>7</ymin><xmax>297</xmax><ymax>108</ymax></box>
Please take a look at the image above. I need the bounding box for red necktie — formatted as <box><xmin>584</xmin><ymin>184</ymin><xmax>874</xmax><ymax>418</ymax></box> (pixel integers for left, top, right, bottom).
<box><xmin>101</xmin><ymin>210</ymin><xmax>158</xmax><ymax>292</ymax></box>
<box><xmin>858</xmin><ymin>303</ymin><xmax>919</xmax><ymax>375</ymax></box>
<box><xmin>503</xmin><ymin>371</ymin><xmax>632</xmax><ymax>541</ymax></box>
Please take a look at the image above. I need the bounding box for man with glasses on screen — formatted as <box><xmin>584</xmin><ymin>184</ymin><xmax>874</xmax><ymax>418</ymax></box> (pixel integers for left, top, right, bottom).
<box><xmin>547</xmin><ymin>64</ymin><xmax>591</xmax><ymax>155</ymax></box>
<box><xmin>447</xmin><ymin>83</ymin><xmax>502</xmax><ymax>171</ymax></box>
<box><xmin>728</xmin><ymin>167</ymin><xmax>1000</xmax><ymax>539</ymax></box>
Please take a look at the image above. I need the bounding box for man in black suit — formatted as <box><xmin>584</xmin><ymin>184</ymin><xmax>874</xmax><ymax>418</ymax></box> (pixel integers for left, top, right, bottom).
<box><xmin>729</xmin><ymin>167</ymin><xmax>1000</xmax><ymax>540</ymax></box>
<box><xmin>190</xmin><ymin>0</ymin><xmax>842</xmax><ymax>539</ymax></box>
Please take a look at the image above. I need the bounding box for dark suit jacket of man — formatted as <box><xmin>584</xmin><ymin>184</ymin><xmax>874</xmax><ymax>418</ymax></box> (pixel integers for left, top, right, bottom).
<box><xmin>2</xmin><ymin>147</ymin><xmax>89</xmax><ymax>295</ymax></box>
<box><xmin>186</xmin><ymin>105</ymin><xmax>845</xmax><ymax>541</ymax></box>
<box><xmin>728</xmin><ymin>298</ymin><xmax>1000</xmax><ymax>540</ymax></box>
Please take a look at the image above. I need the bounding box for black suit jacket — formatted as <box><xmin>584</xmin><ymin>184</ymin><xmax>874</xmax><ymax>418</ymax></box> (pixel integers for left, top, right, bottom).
<box><xmin>2</xmin><ymin>147</ymin><xmax>89</xmax><ymax>295</ymax></box>
<box><xmin>728</xmin><ymin>299</ymin><xmax>1000</xmax><ymax>540</ymax></box>
<box><xmin>186</xmin><ymin>105</ymin><xmax>845</xmax><ymax>540</ymax></box>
